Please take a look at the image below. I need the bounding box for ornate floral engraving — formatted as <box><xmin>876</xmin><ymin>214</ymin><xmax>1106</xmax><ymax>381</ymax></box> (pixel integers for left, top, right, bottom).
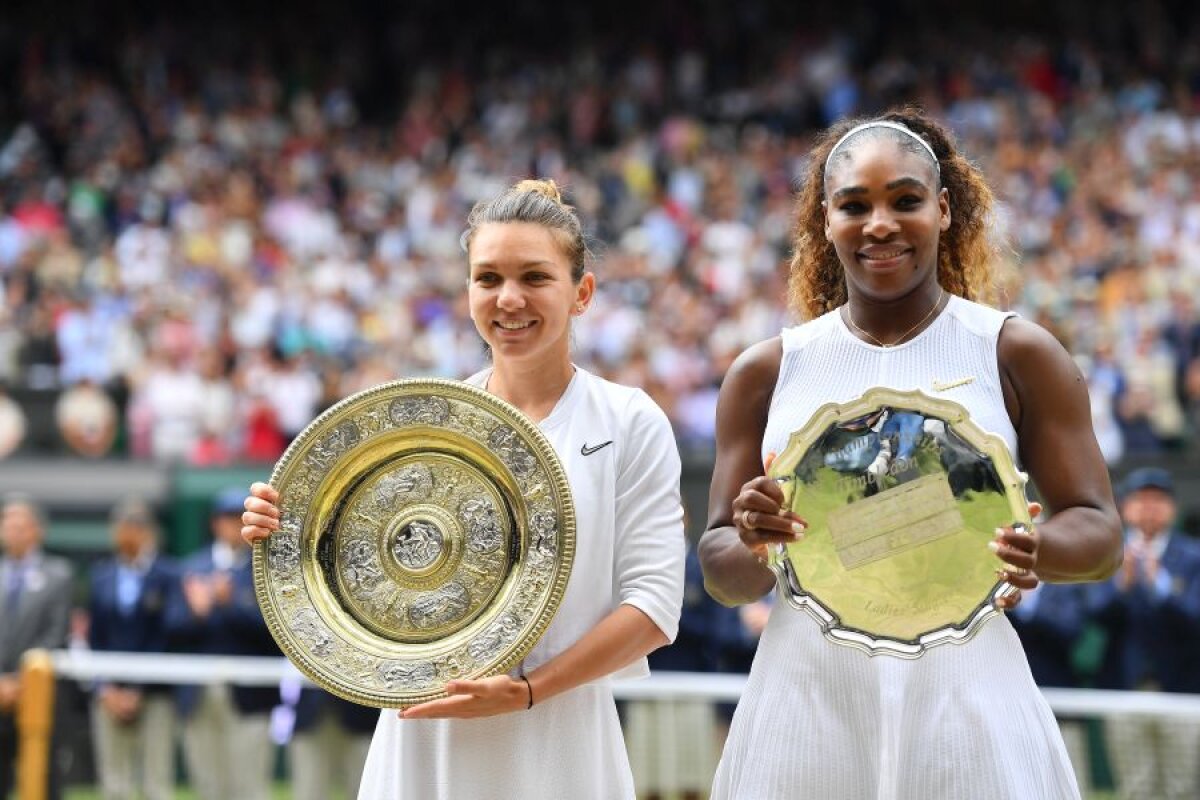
<box><xmin>438</xmin><ymin>652</ymin><xmax>472</xmax><ymax>680</ymax></box>
<box><xmin>528</xmin><ymin>506</ymin><xmax>559</xmax><ymax>561</ymax></box>
<box><xmin>374</xmin><ymin>464</ymin><xmax>435</xmax><ymax>508</ymax></box>
<box><xmin>292</xmin><ymin>608</ymin><xmax>336</xmax><ymax>657</ymax></box>
<box><xmin>521</xmin><ymin>480</ymin><xmax>551</xmax><ymax>503</ymax></box>
<box><xmin>260</xmin><ymin>381</ymin><xmax>574</xmax><ymax>704</ymax></box>
<box><xmin>343</xmin><ymin>651</ymin><xmax>378</xmax><ymax>683</ymax></box>
<box><xmin>269</xmin><ymin>532</ymin><xmax>301</xmax><ymax>573</ymax></box>
<box><xmin>357</xmin><ymin>405</ymin><xmax>389</xmax><ymax>437</ymax></box>
<box><xmin>488</xmin><ymin>425</ymin><xmax>537</xmax><ymax>477</ymax></box>
<box><xmin>344</xmin><ymin>518</ymin><xmax>376</xmax><ymax>541</ymax></box>
<box><xmin>428</xmin><ymin>465</ymin><xmax>467</xmax><ymax>500</ymax></box>
<box><xmin>449</xmin><ymin>406</ymin><xmax>497</xmax><ymax>441</ymax></box>
<box><xmin>391</xmin><ymin>520</ymin><xmax>445</xmax><ymax>570</ymax></box>
<box><xmin>466</xmin><ymin>612</ymin><xmax>524</xmax><ymax>662</ymax></box>
<box><xmin>459</xmin><ymin>496</ymin><xmax>503</xmax><ymax>553</ymax></box>
<box><xmin>361</xmin><ymin>585</ymin><xmax>400</xmax><ymax>620</ymax></box>
<box><xmin>280</xmin><ymin>512</ymin><xmax>304</xmax><ymax>534</ymax></box>
<box><xmin>407</xmin><ymin>582</ymin><xmax>471</xmax><ymax>629</ymax></box>
<box><xmin>307</xmin><ymin>421</ymin><xmax>361</xmax><ymax>469</ymax></box>
<box><xmin>340</xmin><ymin>538</ymin><xmax>386</xmax><ymax>591</ymax></box>
<box><xmin>281</xmin><ymin>472</ymin><xmax>315</xmax><ymax>510</ymax></box>
<box><xmin>389</xmin><ymin>396</ymin><xmax>451</xmax><ymax>427</ymax></box>
<box><xmin>466</xmin><ymin>633</ymin><xmax>503</xmax><ymax>662</ymax></box>
<box><xmin>377</xmin><ymin>660</ymin><xmax>438</xmax><ymax>690</ymax></box>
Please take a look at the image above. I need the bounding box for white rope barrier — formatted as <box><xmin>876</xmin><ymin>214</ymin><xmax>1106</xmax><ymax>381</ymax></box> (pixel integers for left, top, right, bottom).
<box><xmin>47</xmin><ymin>650</ymin><xmax>1200</xmax><ymax>718</ymax></box>
<box><xmin>1038</xmin><ymin>686</ymin><xmax>1200</xmax><ymax>718</ymax></box>
<box><xmin>51</xmin><ymin>650</ymin><xmax>293</xmax><ymax>687</ymax></box>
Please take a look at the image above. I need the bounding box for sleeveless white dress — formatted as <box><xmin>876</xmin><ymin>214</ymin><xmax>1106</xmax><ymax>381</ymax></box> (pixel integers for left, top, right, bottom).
<box><xmin>711</xmin><ymin>296</ymin><xmax>1080</xmax><ymax>800</ymax></box>
<box><xmin>357</xmin><ymin>367</ymin><xmax>686</xmax><ymax>800</ymax></box>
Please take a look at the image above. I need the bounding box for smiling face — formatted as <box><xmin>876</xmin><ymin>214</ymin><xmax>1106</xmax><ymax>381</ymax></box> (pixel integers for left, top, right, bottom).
<box><xmin>468</xmin><ymin>222</ymin><xmax>594</xmax><ymax>368</ymax></box>
<box><xmin>824</xmin><ymin>137</ymin><xmax>950</xmax><ymax>302</ymax></box>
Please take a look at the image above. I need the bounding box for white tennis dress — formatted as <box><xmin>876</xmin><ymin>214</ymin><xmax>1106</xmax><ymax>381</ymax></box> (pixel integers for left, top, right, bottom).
<box><xmin>358</xmin><ymin>366</ymin><xmax>686</xmax><ymax>800</ymax></box>
<box><xmin>712</xmin><ymin>296</ymin><xmax>1081</xmax><ymax>800</ymax></box>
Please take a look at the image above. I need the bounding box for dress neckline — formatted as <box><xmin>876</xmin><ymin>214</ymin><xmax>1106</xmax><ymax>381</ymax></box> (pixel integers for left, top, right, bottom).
<box><xmin>476</xmin><ymin>365</ymin><xmax>582</xmax><ymax>430</ymax></box>
<box><xmin>834</xmin><ymin>294</ymin><xmax>957</xmax><ymax>352</ymax></box>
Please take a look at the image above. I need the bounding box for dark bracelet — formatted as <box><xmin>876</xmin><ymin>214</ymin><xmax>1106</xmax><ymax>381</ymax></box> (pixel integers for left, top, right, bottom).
<box><xmin>519</xmin><ymin>674</ymin><xmax>533</xmax><ymax>709</ymax></box>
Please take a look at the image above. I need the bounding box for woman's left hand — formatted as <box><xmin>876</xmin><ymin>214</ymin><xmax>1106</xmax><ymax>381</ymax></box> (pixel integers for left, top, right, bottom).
<box><xmin>400</xmin><ymin>675</ymin><xmax>530</xmax><ymax>720</ymax></box>
<box><xmin>992</xmin><ymin>502</ymin><xmax>1042</xmax><ymax>610</ymax></box>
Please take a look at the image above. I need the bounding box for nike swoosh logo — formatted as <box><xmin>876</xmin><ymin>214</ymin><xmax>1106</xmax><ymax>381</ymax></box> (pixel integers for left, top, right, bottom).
<box><xmin>932</xmin><ymin>377</ymin><xmax>975</xmax><ymax>392</ymax></box>
<box><xmin>581</xmin><ymin>441</ymin><xmax>613</xmax><ymax>456</ymax></box>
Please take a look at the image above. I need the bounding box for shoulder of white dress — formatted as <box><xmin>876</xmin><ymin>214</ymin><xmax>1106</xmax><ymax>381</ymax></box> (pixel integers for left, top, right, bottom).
<box><xmin>944</xmin><ymin>296</ymin><xmax>1016</xmax><ymax>340</ymax></box>
<box><xmin>781</xmin><ymin>310</ymin><xmax>838</xmax><ymax>351</ymax></box>
<box><xmin>580</xmin><ymin>368</ymin><xmax>643</xmax><ymax>409</ymax></box>
<box><xmin>461</xmin><ymin>368</ymin><xmax>490</xmax><ymax>389</ymax></box>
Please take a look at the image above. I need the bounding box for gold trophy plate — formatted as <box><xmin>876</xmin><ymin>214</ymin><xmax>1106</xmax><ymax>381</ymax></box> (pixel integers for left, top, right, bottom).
<box><xmin>254</xmin><ymin>379</ymin><xmax>576</xmax><ymax>706</ymax></box>
<box><xmin>767</xmin><ymin>388</ymin><xmax>1028</xmax><ymax>658</ymax></box>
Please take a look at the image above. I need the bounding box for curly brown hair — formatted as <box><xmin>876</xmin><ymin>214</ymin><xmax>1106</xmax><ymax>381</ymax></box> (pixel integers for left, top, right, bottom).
<box><xmin>789</xmin><ymin>106</ymin><xmax>1003</xmax><ymax>319</ymax></box>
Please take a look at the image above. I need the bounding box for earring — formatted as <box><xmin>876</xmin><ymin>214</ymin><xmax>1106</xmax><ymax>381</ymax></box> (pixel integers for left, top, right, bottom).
<box><xmin>575</xmin><ymin>303</ymin><xmax>585</xmax><ymax>312</ymax></box>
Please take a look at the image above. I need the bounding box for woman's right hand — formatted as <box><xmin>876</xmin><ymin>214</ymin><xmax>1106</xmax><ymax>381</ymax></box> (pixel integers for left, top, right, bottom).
<box><xmin>241</xmin><ymin>482</ymin><xmax>280</xmax><ymax>544</ymax></box>
<box><xmin>731</xmin><ymin>474</ymin><xmax>806</xmax><ymax>558</ymax></box>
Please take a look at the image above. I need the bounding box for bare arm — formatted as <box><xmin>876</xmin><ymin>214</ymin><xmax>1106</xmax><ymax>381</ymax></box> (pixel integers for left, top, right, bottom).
<box><xmin>997</xmin><ymin>318</ymin><xmax>1123</xmax><ymax>583</ymax></box>
<box><xmin>698</xmin><ymin>338</ymin><xmax>804</xmax><ymax>606</ymax></box>
<box><xmin>406</xmin><ymin>392</ymin><xmax>685</xmax><ymax>719</ymax></box>
<box><xmin>402</xmin><ymin>604</ymin><xmax>667</xmax><ymax>719</ymax></box>
<box><xmin>246</xmin><ymin>480</ymin><xmax>672</xmax><ymax>718</ymax></box>
<box><xmin>524</xmin><ymin>605</ymin><xmax>667</xmax><ymax>705</ymax></box>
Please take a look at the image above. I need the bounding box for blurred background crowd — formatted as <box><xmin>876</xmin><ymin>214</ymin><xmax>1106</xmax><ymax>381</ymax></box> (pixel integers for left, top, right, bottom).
<box><xmin>1</xmin><ymin>0</ymin><xmax>1200</xmax><ymax>461</ymax></box>
<box><xmin>3</xmin><ymin>0</ymin><xmax>1200</xmax><ymax>796</ymax></box>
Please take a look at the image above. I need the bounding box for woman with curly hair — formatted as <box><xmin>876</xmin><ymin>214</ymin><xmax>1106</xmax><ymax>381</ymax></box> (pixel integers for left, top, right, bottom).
<box><xmin>699</xmin><ymin>108</ymin><xmax>1122</xmax><ymax>798</ymax></box>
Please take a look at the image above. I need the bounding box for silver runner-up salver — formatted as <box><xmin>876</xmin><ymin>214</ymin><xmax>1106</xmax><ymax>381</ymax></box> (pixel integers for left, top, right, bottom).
<box><xmin>766</xmin><ymin>387</ymin><xmax>1029</xmax><ymax>658</ymax></box>
<box><xmin>253</xmin><ymin>379</ymin><xmax>576</xmax><ymax>707</ymax></box>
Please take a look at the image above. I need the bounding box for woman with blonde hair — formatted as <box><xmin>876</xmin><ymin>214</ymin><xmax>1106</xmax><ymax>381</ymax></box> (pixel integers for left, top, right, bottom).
<box><xmin>243</xmin><ymin>179</ymin><xmax>685</xmax><ymax>799</ymax></box>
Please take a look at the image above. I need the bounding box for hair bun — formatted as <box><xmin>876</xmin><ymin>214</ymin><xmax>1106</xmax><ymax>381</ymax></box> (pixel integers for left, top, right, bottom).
<box><xmin>512</xmin><ymin>178</ymin><xmax>564</xmax><ymax>205</ymax></box>
<box><xmin>464</xmin><ymin>177</ymin><xmax>589</xmax><ymax>280</ymax></box>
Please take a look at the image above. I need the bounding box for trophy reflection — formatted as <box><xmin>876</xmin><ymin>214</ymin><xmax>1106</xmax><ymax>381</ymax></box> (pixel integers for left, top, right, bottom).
<box><xmin>768</xmin><ymin>389</ymin><xmax>1028</xmax><ymax>658</ymax></box>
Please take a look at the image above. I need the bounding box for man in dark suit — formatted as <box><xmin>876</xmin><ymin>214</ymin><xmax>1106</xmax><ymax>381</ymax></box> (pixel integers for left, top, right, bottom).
<box><xmin>1089</xmin><ymin>468</ymin><xmax>1200</xmax><ymax>800</ymax></box>
<box><xmin>0</xmin><ymin>494</ymin><xmax>72</xmax><ymax>800</ymax></box>
<box><xmin>165</xmin><ymin>488</ymin><xmax>280</xmax><ymax>800</ymax></box>
<box><xmin>1010</xmin><ymin>583</ymin><xmax>1089</xmax><ymax>688</ymax></box>
<box><xmin>88</xmin><ymin>498</ymin><xmax>177</xmax><ymax>800</ymax></box>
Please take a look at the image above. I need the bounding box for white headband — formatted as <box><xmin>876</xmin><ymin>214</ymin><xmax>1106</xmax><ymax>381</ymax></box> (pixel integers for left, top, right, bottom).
<box><xmin>824</xmin><ymin>121</ymin><xmax>940</xmax><ymax>175</ymax></box>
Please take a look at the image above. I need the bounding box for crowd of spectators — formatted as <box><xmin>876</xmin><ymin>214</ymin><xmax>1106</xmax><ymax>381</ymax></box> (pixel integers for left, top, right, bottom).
<box><xmin>1</xmin><ymin>3</ymin><xmax>1199</xmax><ymax>464</ymax></box>
<box><xmin>3</xmin><ymin>5</ymin><xmax>1200</xmax><ymax>796</ymax></box>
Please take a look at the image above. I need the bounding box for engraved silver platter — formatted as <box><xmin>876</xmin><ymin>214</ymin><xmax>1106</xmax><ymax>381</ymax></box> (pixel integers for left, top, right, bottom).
<box><xmin>253</xmin><ymin>379</ymin><xmax>576</xmax><ymax>707</ymax></box>
<box><xmin>766</xmin><ymin>388</ymin><xmax>1029</xmax><ymax>658</ymax></box>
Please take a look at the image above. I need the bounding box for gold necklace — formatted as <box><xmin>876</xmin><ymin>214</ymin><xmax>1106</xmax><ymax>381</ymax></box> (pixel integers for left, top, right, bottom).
<box><xmin>846</xmin><ymin>289</ymin><xmax>945</xmax><ymax>348</ymax></box>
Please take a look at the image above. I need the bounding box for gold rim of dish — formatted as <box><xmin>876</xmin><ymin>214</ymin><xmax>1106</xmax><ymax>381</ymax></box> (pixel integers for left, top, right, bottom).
<box><xmin>253</xmin><ymin>378</ymin><xmax>576</xmax><ymax>706</ymax></box>
<box><xmin>767</xmin><ymin>387</ymin><xmax>1028</xmax><ymax>658</ymax></box>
